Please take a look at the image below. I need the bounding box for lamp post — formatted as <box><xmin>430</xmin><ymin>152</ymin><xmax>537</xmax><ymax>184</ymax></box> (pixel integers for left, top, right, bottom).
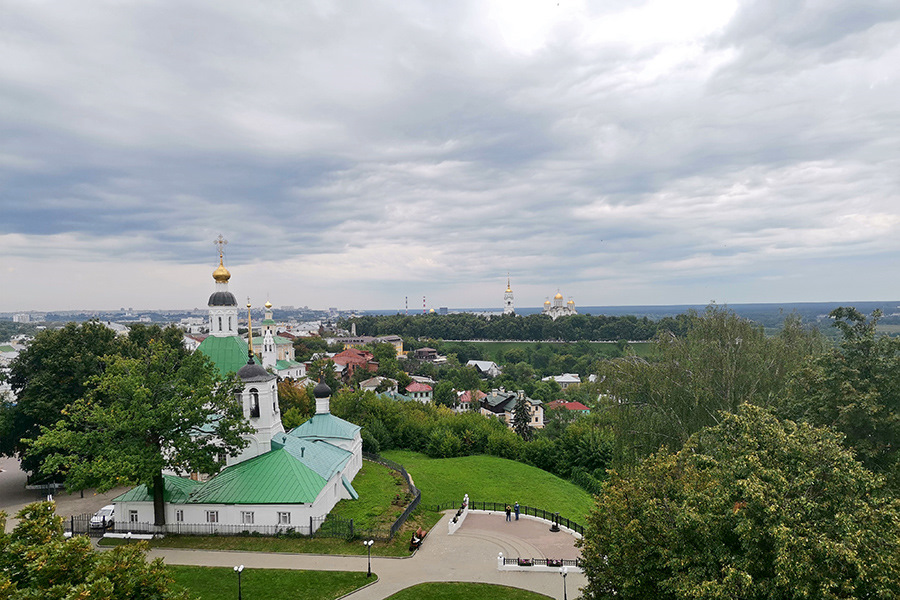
<box><xmin>364</xmin><ymin>539</ymin><xmax>374</xmax><ymax>577</ymax></box>
<box><xmin>559</xmin><ymin>565</ymin><xmax>568</xmax><ymax>600</ymax></box>
<box><xmin>233</xmin><ymin>564</ymin><xmax>244</xmax><ymax>600</ymax></box>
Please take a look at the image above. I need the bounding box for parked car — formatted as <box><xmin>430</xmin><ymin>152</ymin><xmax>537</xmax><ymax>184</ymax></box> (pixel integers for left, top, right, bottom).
<box><xmin>90</xmin><ymin>505</ymin><xmax>115</xmax><ymax>529</ymax></box>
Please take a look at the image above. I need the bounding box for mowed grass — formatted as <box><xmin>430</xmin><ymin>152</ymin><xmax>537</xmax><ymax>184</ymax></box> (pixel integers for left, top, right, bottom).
<box><xmin>330</xmin><ymin>460</ymin><xmax>411</xmax><ymax>529</ymax></box>
<box><xmin>167</xmin><ymin>565</ymin><xmax>372</xmax><ymax>600</ymax></box>
<box><xmin>382</xmin><ymin>450</ymin><xmax>596</xmax><ymax>521</ymax></box>
<box><xmin>384</xmin><ymin>582</ymin><xmax>552</xmax><ymax>600</ymax></box>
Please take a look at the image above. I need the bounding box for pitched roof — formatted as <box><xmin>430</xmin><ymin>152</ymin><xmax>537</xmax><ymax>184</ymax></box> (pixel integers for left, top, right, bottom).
<box><xmin>546</xmin><ymin>400</ymin><xmax>590</xmax><ymax>411</ymax></box>
<box><xmin>289</xmin><ymin>413</ymin><xmax>360</xmax><ymax>441</ymax></box>
<box><xmin>187</xmin><ymin>449</ymin><xmax>326</xmax><ymax>504</ymax></box>
<box><xmin>271</xmin><ymin>433</ymin><xmax>352</xmax><ymax>481</ymax></box>
<box><xmin>112</xmin><ymin>475</ymin><xmax>202</xmax><ymax>504</ymax></box>
<box><xmin>406</xmin><ymin>382</ymin><xmax>432</xmax><ymax>393</ymax></box>
<box><xmin>197</xmin><ymin>335</ymin><xmax>260</xmax><ymax>378</ymax></box>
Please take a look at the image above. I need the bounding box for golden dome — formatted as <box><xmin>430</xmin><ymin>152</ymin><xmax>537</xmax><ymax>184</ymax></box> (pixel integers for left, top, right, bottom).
<box><xmin>429</xmin><ymin>308</ymin><xmax>436</xmax><ymax>313</ymax></box>
<box><xmin>212</xmin><ymin>257</ymin><xmax>231</xmax><ymax>283</ymax></box>
<box><xmin>506</xmin><ymin>286</ymin><xmax>512</xmax><ymax>293</ymax></box>
<box><xmin>567</xmin><ymin>299</ymin><xmax>575</xmax><ymax>305</ymax></box>
<box><xmin>264</xmin><ymin>301</ymin><xmax>272</xmax><ymax>309</ymax></box>
<box><xmin>555</xmin><ymin>292</ymin><xmax>563</xmax><ymax>300</ymax></box>
<box><xmin>544</xmin><ymin>299</ymin><xmax>551</xmax><ymax>305</ymax></box>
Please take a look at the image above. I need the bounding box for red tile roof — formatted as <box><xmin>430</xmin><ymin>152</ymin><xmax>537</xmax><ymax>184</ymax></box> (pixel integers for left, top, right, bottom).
<box><xmin>406</xmin><ymin>382</ymin><xmax>433</xmax><ymax>393</ymax></box>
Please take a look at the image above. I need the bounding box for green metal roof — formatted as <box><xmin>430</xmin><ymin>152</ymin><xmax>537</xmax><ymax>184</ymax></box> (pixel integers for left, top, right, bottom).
<box><xmin>0</xmin><ymin>345</ymin><xmax>16</xmax><ymax>353</ymax></box>
<box><xmin>275</xmin><ymin>359</ymin><xmax>304</xmax><ymax>370</ymax></box>
<box><xmin>261</xmin><ymin>319</ymin><xmax>276</xmax><ymax>326</ymax></box>
<box><xmin>342</xmin><ymin>474</ymin><xmax>358</xmax><ymax>500</ymax></box>
<box><xmin>197</xmin><ymin>335</ymin><xmax>259</xmax><ymax>378</ymax></box>
<box><xmin>272</xmin><ymin>335</ymin><xmax>293</xmax><ymax>345</ymax></box>
<box><xmin>188</xmin><ymin>449</ymin><xmax>326</xmax><ymax>504</ymax></box>
<box><xmin>290</xmin><ymin>413</ymin><xmax>360</xmax><ymax>441</ymax></box>
<box><xmin>112</xmin><ymin>475</ymin><xmax>202</xmax><ymax>504</ymax></box>
<box><xmin>271</xmin><ymin>433</ymin><xmax>351</xmax><ymax>481</ymax></box>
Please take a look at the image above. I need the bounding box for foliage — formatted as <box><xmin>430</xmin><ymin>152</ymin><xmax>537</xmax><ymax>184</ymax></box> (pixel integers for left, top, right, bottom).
<box><xmin>0</xmin><ymin>501</ymin><xmax>188</xmax><ymax>599</ymax></box>
<box><xmin>277</xmin><ymin>380</ymin><xmax>314</xmax><ymax>429</ymax></box>
<box><xmin>579</xmin><ymin>405</ymin><xmax>900</xmax><ymax>600</ymax></box>
<box><xmin>29</xmin><ymin>340</ymin><xmax>252</xmax><ymax>525</ymax></box>
<box><xmin>0</xmin><ymin>321</ymin><xmax>121</xmax><ymax>474</ymax></box>
<box><xmin>308</xmin><ymin>358</ymin><xmax>341</xmax><ymax>390</ymax></box>
<box><xmin>779</xmin><ymin>307</ymin><xmax>900</xmax><ymax>487</ymax></box>
<box><xmin>596</xmin><ymin>306</ymin><xmax>826</xmax><ymax>465</ymax></box>
<box><xmin>512</xmin><ymin>394</ymin><xmax>532</xmax><ymax>440</ymax></box>
<box><xmin>168</xmin><ymin>565</ymin><xmax>371</xmax><ymax>600</ymax></box>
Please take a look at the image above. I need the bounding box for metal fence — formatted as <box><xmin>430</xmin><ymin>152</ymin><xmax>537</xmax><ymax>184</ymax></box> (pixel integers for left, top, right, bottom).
<box><xmin>502</xmin><ymin>557</ymin><xmax>582</xmax><ymax>568</ymax></box>
<box><xmin>65</xmin><ymin>454</ymin><xmax>422</xmax><ymax>542</ymax></box>
<box><xmin>433</xmin><ymin>500</ymin><xmax>585</xmax><ymax>536</ymax></box>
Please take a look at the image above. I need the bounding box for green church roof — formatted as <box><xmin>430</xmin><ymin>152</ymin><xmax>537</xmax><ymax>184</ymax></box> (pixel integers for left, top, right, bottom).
<box><xmin>271</xmin><ymin>433</ymin><xmax>351</xmax><ymax>481</ymax></box>
<box><xmin>275</xmin><ymin>359</ymin><xmax>304</xmax><ymax>370</ymax></box>
<box><xmin>187</xmin><ymin>449</ymin><xmax>326</xmax><ymax>504</ymax></box>
<box><xmin>197</xmin><ymin>335</ymin><xmax>259</xmax><ymax>378</ymax></box>
<box><xmin>112</xmin><ymin>475</ymin><xmax>202</xmax><ymax>504</ymax></box>
<box><xmin>289</xmin><ymin>413</ymin><xmax>360</xmax><ymax>441</ymax></box>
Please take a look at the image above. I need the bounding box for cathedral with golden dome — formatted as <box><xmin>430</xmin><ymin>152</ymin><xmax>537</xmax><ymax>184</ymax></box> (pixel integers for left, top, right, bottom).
<box><xmin>542</xmin><ymin>290</ymin><xmax>577</xmax><ymax>319</ymax></box>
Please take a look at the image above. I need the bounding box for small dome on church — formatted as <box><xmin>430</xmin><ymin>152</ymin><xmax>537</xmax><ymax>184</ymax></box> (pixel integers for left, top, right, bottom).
<box><xmin>265</xmin><ymin>300</ymin><xmax>272</xmax><ymax>309</ymax></box>
<box><xmin>544</xmin><ymin>299</ymin><xmax>551</xmax><ymax>305</ymax></box>
<box><xmin>567</xmin><ymin>299</ymin><xmax>575</xmax><ymax>305</ymax></box>
<box><xmin>555</xmin><ymin>292</ymin><xmax>563</xmax><ymax>300</ymax></box>
<box><xmin>314</xmin><ymin>381</ymin><xmax>332</xmax><ymax>398</ymax></box>
<box><xmin>208</xmin><ymin>291</ymin><xmax>237</xmax><ymax>306</ymax></box>
<box><xmin>237</xmin><ymin>358</ymin><xmax>270</xmax><ymax>381</ymax></box>
<box><xmin>212</xmin><ymin>258</ymin><xmax>231</xmax><ymax>283</ymax></box>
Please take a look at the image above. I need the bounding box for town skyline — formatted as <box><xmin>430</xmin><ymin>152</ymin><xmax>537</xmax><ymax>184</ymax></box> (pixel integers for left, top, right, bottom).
<box><xmin>2</xmin><ymin>2</ymin><xmax>899</xmax><ymax>313</ymax></box>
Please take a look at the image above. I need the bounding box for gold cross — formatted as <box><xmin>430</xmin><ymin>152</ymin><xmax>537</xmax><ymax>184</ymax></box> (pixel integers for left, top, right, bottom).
<box><xmin>213</xmin><ymin>234</ymin><xmax>228</xmax><ymax>259</ymax></box>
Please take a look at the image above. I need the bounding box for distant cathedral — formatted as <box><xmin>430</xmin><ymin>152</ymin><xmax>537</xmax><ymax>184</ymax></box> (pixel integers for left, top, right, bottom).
<box><xmin>542</xmin><ymin>290</ymin><xmax>577</xmax><ymax>320</ymax></box>
<box><xmin>503</xmin><ymin>275</ymin><xmax>515</xmax><ymax>315</ymax></box>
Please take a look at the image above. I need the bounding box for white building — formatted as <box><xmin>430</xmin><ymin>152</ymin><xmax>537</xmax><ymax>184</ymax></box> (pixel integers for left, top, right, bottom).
<box><xmin>542</xmin><ymin>291</ymin><xmax>577</xmax><ymax>320</ymax></box>
<box><xmin>542</xmin><ymin>373</ymin><xmax>581</xmax><ymax>389</ymax></box>
<box><xmin>503</xmin><ymin>276</ymin><xmax>514</xmax><ymax>315</ymax></box>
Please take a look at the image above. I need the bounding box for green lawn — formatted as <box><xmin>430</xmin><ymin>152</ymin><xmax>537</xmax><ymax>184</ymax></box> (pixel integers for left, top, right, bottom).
<box><xmin>384</xmin><ymin>582</ymin><xmax>552</xmax><ymax>599</ymax></box>
<box><xmin>167</xmin><ymin>565</ymin><xmax>372</xmax><ymax>600</ymax></box>
<box><xmin>330</xmin><ymin>460</ymin><xmax>411</xmax><ymax>529</ymax></box>
<box><xmin>382</xmin><ymin>451</ymin><xmax>595</xmax><ymax>520</ymax></box>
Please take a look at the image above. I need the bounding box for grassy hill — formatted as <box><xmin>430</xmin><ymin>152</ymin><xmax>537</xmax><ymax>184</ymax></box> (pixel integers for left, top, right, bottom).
<box><xmin>382</xmin><ymin>450</ymin><xmax>596</xmax><ymax>520</ymax></box>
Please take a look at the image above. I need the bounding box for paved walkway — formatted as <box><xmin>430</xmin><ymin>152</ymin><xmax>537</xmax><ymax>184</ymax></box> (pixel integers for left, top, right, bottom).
<box><xmin>3</xmin><ymin>458</ymin><xmax>585</xmax><ymax>598</ymax></box>
<box><xmin>149</xmin><ymin>511</ymin><xmax>585</xmax><ymax>599</ymax></box>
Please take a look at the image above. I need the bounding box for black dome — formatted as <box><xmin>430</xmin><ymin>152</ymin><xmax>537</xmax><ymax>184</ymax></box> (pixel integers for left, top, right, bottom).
<box><xmin>208</xmin><ymin>291</ymin><xmax>237</xmax><ymax>306</ymax></box>
<box><xmin>314</xmin><ymin>381</ymin><xmax>332</xmax><ymax>398</ymax></box>
<box><xmin>238</xmin><ymin>359</ymin><xmax>270</xmax><ymax>381</ymax></box>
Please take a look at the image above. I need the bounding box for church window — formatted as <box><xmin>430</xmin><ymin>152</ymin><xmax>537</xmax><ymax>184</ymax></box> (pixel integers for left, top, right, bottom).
<box><xmin>129</xmin><ymin>510</ymin><xmax>138</xmax><ymax>523</ymax></box>
<box><xmin>249</xmin><ymin>388</ymin><xmax>260</xmax><ymax>418</ymax></box>
<box><xmin>206</xmin><ymin>510</ymin><xmax>219</xmax><ymax>523</ymax></box>
<box><xmin>277</xmin><ymin>512</ymin><xmax>291</xmax><ymax>525</ymax></box>
<box><xmin>229</xmin><ymin>316</ymin><xmax>233</xmax><ymax>330</ymax></box>
<box><xmin>175</xmin><ymin>510</ymin><xmax>184</xmax><ymax>523</ymax></box>
<box><xmin>218</xmin><ymin>316</ymin><xmax>222</xmax><ymax>331</ymax></box>
<box><xmin>241</xmin><ymin>511</ymin><xmax>254</xmax><ymax>525</ymax></box>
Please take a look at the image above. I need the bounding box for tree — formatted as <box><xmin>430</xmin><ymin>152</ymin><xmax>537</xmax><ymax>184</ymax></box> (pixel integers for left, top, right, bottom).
<box><xmin>597</xmin><ymin>306</ymin><xmax>825</xmax><ymax>466</ymax></box>
<box><xmin>433</xmin><ymin>380</ymin><xmax>456</xmax><ymax>407</ymax></box>
<box><xmin>512</xmin><ymin>394</ymin><xmax>532</xmax><ymax>440</ymax></box>
<box><xmin>778</xmin><ymin>307</ymin><xmax>900</xmax><ymax>487</ymax></box>
<box><xmin>579</xmin><ymin>405</ymin><xmax>900</xmax><ymax>600</ymax></box>
<box><xmin>308</xmin><ymin>358</ymin><xmax>341</xmax><ymax>391</ymax></box>
<box><xmin>0</xmin><ymin>501</ymin><xmax>188</xmax><ymax>599</ymax></box>
<box><xmin>0</xmin><ymin>321</ymin><xmax>121</xmax><ymax>475</ymax></box>
<box><xmin>29</xmin><ymin>341</ymin><xmax>252</xmax><ymax>526</ymax></box>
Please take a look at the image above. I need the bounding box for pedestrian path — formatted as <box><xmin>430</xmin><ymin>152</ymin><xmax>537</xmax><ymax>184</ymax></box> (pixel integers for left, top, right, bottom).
<box><xmin>149</xmin><ymin>511</ymin><xmax>586</xmax><ymax>600</ymax></box>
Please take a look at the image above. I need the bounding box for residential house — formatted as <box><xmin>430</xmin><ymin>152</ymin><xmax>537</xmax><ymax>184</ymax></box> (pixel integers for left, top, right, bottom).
<box><xmin>466</xmin><ymin>360</ymin><xmax>502</xmax><ymax>378</ymax></box>
<box><xmin>405</xmin><ymin>382</ymin><xmax>433</xmax><ymax>403</ymax></box>
<box><xmin>542</xmin><ymin>373</ymin><xmax>581</xmax><ymax>389</ymax></box>
<box><xmin>480</xmin><ymin>389</ymin><xmax>544</xmax><ymax>429</ymax></box>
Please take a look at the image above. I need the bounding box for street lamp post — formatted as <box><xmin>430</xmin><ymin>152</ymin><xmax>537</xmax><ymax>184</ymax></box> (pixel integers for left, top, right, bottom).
<box><xmin>234</xmin><ymin>564</ymin><xmax>244</xmax><ymax>600</ymax></box>
<box><xmin>364</xmin><ymin>539</ymin><xmax>374</xmax><ymax>577</ymax></box>
<box><xmin>559</xmin><ymin>565</ymin><xmax>568</xmax><ymax>600</ymax></box>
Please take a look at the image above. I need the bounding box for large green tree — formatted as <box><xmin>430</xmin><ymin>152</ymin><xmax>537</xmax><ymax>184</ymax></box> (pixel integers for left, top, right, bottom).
<box><xmin>596</xmin><ymin>306</ymin><xmax>825</xmax><ymax>465</ymax></box>
<box><xmin>579</xmin><ymin>405</ymin><xmax>900</xmax><ymax>600</ymax></box>
<box><xmin>0</xmin><ymin>502</ymin><xmax>188</xmax><ymax>599</ymax></box>
<box><xmin>0</xmin><ymin>321</ymin><xmax>121</xmax><ymax>474</ymax></box>
<box><xmin>778</xmin><ymin>307</ymin><xmax>900</xmax><ymax>487</ymax></box>
<box><xmin>29</xmin><ymin>341</ymin><xmax>251</xmax><ymax>525</ymax></box>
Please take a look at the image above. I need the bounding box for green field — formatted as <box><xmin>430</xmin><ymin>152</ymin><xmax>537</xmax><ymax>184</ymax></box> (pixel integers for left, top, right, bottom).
<box><xmin>329</xmin><ymin>460</ymin><xmax>411</xmax><ymax>529</ymax></box>
<box><xmin>464</xmin><ymin>340</ymin><xmax>653</xmax><ymax>361</ymax></box>
<box><xmin>384</xmin><ymin>582</ymin><xmax>552</xmax><ymax>600</ymax></box>
<box><xmin>167</xmin><ymin>565</ymin><xmax>371</xmax><ymax>600</ymax></box>
<box><xmin>381</xmin><ymin>450</ymin><xmax>596</xmax><ymax>521</ymax></box>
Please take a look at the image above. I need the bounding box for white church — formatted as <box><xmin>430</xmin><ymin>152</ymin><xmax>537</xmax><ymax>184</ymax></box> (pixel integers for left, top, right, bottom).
<box><xmin>112</xmin><ymin>243</ymin><xmax>362</xmax><ymax>532</ymax></box>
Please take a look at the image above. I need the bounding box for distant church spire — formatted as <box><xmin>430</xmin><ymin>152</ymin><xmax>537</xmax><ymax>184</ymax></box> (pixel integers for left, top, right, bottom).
<box><xmin>503</xmin><ymin>274</ymin><xmax>515</xmax><ymax>315</ymax></box>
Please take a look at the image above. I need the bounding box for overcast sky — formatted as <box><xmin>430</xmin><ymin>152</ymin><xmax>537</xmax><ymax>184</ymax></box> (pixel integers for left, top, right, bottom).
<box><xmin>2</xmin><ymin>0</ymin><xmax>899</xmax><ymax>312</ymax></box>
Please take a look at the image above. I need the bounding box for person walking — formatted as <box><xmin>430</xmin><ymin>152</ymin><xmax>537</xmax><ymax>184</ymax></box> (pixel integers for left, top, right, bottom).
<box><xmin>514</xmin><ymin>501</ymin><xmax>520</xmax><ymax>521</ymax></box>
<box><xmin>505</xmin><ymin>504</ymin><xmax>512</xmax><ymax>522</ymax></box>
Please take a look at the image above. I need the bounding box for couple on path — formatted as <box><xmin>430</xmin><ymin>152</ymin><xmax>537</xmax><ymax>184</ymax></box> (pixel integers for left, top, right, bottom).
<box><xmin>505</xmin><ymin>502</ymin><xmax>520</xmax><ymax>522</ymax></box>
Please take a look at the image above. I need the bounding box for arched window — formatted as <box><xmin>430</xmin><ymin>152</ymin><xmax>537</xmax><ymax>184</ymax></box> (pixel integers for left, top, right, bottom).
<box><xmin>249</xmin><ymin>388</ymin><xmax>260</xmax><ymax>418</ymax></box>
<box><xmin>228</xmin><ymin>316</ymin><xmax>233</xmax><ymax>330</ymax></box>
<box><xmin>218</xmin><ymin>316</ymin><xmax>223</xmax><ymax>331</ymax></box>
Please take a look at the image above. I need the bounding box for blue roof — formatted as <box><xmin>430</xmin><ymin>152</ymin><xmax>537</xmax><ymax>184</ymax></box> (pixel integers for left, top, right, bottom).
<box><xmin>271</xmin><ymin>432</ymin><xmax>352</xmax><ymax>481</ymax></box>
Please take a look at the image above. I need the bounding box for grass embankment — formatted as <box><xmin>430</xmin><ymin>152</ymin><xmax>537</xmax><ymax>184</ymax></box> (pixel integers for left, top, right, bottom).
<box><xmin>167</xmin><ymin>565</ymin><xmax>372</xmax><ymax>600</ymax></box>
<box><xmin>383</xmin><ymin>582</ymin><xmax>552</xmax><ymax>600</ymax></box>
<box><xmin>381</xmin><ymin>450</ymin><xmax>595</xmax><ymax>521</ymax></box>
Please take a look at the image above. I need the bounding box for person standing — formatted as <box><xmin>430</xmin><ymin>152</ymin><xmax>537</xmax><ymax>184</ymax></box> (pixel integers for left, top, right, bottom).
<box><xmin>505</xmin><ymin>504</ymin><xmax>512</xmax><ymax>522</ymax></box>
<box><xmin>514</xmin><ymin>501</ymin><xmax>520</xmax><ymax>521</ymax></box>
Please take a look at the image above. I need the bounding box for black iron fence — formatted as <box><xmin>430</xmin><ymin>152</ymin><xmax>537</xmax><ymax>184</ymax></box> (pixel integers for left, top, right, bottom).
<box><xmin>64</xmin><ymin>454</ymin><xmax>422</xmax><ymax>542</ymax></box>
<box><xmin>433</xmin><ymin>500</ymin><xmax>585</xmax><ymax>536</ymax></box>
<box><xmin>502</xmin><ymin>557</ymin><xmax>582</xmax><ymax>568</ymax></box>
